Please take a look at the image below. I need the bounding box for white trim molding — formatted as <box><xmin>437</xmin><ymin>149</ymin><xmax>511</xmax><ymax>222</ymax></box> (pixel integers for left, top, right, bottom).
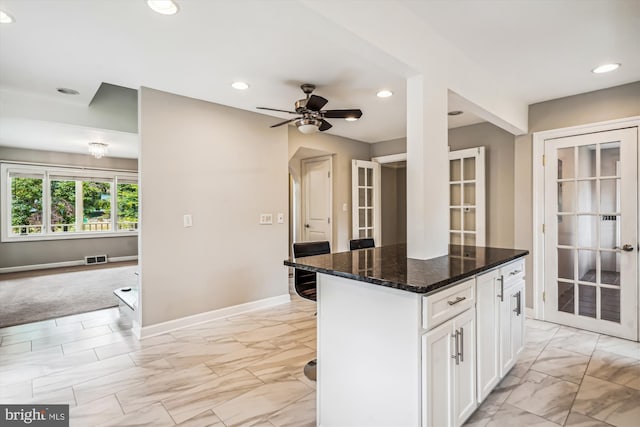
<box><xmin>0</xmin><ymin>255</ymin><xmax>139</xmax><ymax>274</ymax></box>
<box><xmin>531</xmin><ymin>116</ymin><xmax>640</xmax><ymax>321</ymax></box>
<box><xmin>133</xmin><ymin>293</ymin><xmax>291</xmax><ymax>340</ymax></box>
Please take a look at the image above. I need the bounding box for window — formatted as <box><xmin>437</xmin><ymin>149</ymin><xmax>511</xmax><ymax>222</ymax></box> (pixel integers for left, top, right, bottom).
<box><xmin>1</xmin><ymin>163</ymin><xmax>138</xmax><ymax>241</ymax></box>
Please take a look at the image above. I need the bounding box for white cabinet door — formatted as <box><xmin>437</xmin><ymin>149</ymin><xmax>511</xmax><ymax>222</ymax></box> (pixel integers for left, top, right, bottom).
<box><xmin>499</xmin><ymin>275</ymin><xmax>516</xmax><ymax>377</ymax></box>
<box><xmin>475</xmin><ymin>269</ymin><xmax>500</xmax><ymax>402</ymax></box>
<box><xmin>510</xmin><ymin>280</ymin><xmax>526</xmax><ymax>359</ymax></box>
<box><xmin>423</xmin><ymin>320</ymin><xmax>454</xmax><ymax>427</ymax></box>
<box><xmin>453</xmin><ymin>307</ymin><xmax>477</xmax><ymax>427</ymax></box>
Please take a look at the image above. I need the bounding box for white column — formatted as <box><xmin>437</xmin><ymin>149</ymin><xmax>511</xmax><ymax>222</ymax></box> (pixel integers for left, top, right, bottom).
<box><xmin>406</xmin><ymin>74</ymin><xmax>449</xmax><ymax>259</ymax></box>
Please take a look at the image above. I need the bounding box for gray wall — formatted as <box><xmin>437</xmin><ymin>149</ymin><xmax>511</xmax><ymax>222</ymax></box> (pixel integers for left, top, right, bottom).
<box><xmin>514</xmin><ymin>81</ymin><xmax>640</xmax><ymax>308</ymax></box>
<box><xmin>139</xmin><ymin>87</ymin><xmax>289</xmax><ymax>327</ymax></box>
<box><xmin>381</xmin><ymin>165</ymin><xmax>407</xmax><ymax>245</ymax></box>
<box><xmin>449</xmin><ymin>122</ymin><xmax>515</xmax><ymax>248</ymax></box>
<box><xmin>370</xmin><ymin>138</ymin><xmax>407</xmax><ymax>158</ymax></box>
<box><xmin>0</xmin><ymin>147</ymin><xmax>138</xmax><ymax>269</ymax></box>
<box><xmin>289</xmin><ymin>128</ymin><xmax>371</xmax><ymax>252</ymax></box>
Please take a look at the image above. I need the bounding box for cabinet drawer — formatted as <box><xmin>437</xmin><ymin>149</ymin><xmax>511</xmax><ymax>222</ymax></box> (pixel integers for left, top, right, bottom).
<box><xmin>502</xmin><ymin>259</ymin><xmax>525</xmax><ymax>284</ymax></box>
<box><xmin>423</xmin><ymin>279</ymin><xmax>474</xmax><ymax>330</ymax></box>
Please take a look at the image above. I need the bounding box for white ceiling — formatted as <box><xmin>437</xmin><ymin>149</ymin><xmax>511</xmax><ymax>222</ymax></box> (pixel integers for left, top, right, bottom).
<box><xmin>0</xmin><ymin>0</ymin><xmax>638</xmax><ymax>157</ymax></box>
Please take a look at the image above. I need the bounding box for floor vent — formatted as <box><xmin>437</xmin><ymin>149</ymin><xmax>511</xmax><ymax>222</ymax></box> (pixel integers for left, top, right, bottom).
<box><xmin>85</xmin><ymin>255</ymin><xmax>108</xmax><ymax>265</ymax></box>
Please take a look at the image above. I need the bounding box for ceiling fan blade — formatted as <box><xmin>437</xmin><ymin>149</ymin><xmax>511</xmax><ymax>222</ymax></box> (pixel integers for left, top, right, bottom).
<box><xmin>306</xmin><ymin>95</ymin><xmax>328</xmax><ymax>111</ymax></box>
<box><xmin>270</xmin><ymin>118</ymin><xmax>299</xmax><ymax>128</ymax></box>
<box><xmin>323</xmin><ymin>109</ymin><xmax>363</xmax><ymax>119</ymax></box>
<box><xmin>257</xmin><ymin>107</ymin><xmax>298</xmax><ymax>114</ymax></box>
<box><xmin>319</xmin><ymin>119</ymin><xmax>332</xmax><ymax>132</ymax></box>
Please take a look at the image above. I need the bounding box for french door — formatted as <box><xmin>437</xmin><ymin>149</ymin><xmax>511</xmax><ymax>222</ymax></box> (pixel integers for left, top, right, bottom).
<box><xmin>351</xmin><ymin>160</ymin><xmax>380</xmax><ymax>244</ymax></box>
<box><xmin>543</xmin><ymin>127</ymin><xmax>638</xmax><ymax>340</ymax></box>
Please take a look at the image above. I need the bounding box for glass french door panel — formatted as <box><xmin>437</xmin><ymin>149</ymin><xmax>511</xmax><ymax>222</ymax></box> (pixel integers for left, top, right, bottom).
<box><xmin>557</xmin><ymin>147</ymin><xmax>575</xmax><ymax>179</ymax></box>
<box><xmin>557</xmin><ymin>214</ymin><xmax>575</xmax><ymax>246</ymax></box>
<box><xmin>600</xmin><ymin>142</ymin><xmax>620</xmax><ymax>177</ymax></box>
<box><xmin>600</xmin><ymin>179</ymin><xmax>619</xmax><ymax>212</ymax></box>
<box><xmin>558</xmin><ymin>281</ymin><xmax>575</xmax><ymax>314</ymax></box>
<box><xmin>577</xmin><ymin>249</ymin><xmax>597</xmax><ymax>283</ymax></box>
<box><xmin>450</xmin><ymin>159</ymin><xmax>461</xmax><ymax>181</ymax></box>
<box><xmin>450</xmin><ymin>232</ymin><xmax>462</xmax><ymax>245</ymax></box>
<box><xmin>578</xmin><ymin>144</ymin><xmax>597</xmax><ymax>178</ymax></box>
<box><xmin>600</xmin><ymin>251</ymin><xmax>620</xmax><ymax>286</ymax></box>
<box><xmin>558</xmin><ymin>181</ymin><xmax>576</xmax><ymax>213</ymax></box>
<box><xmin>578</xmin><ymin>285</ymin><xmax>597</xmax><ymax>318</ymax></box>
<box><xmin>463</xmin><ymin>183</ymin><xmax>476</xmax><ymax>205</ymax></box>
<box><xmin>366</xmin><ymin>168</ymin><xmax>373</xmax><ymax>186</ymax></box>
<box><xmin>463</xmin><ymin>157</ymin><xmax>475</xmax><ymax>180</ymax></box>
<box><xmin>359</xmin><ymin>188</ymin><xmax>366</xmax><ymax>206</ymax></box>
<box><xmin>463</xmin><ymin>208</ymin><xmax>476</xmax><ymax>231</ymax></box>
<box><xmin>600</xmin><ymin>287</ymin><xmax>621</xmax><ymax>323</ymax></box>
<box><xmin>577</xmin><ymin>180</ymin><xmax>597</xmax><ymax>212</ymax></box>
<box><xmin>577</xmin><ymin>215</ymin><xmax>598</xmax><ymax>248</ymax></box>
<box><xmin>557</xmin><ymin>248</ymin><xmax>575</xmax><ymax>280</ymax></box>
<box><xmin>450</xmin><ymin>184</ymin><xmax>461</xmax><ymax>206</ymax></box>
<box><xmin>600</xmin><ymin>216</ymin><xmax>620</xmax><ymax>251</ymax></box>
<box><xmin>463</xmin><ymin>234</ymin><xmax>475</xmax><ymax>246</ymax></box>
<box><xmin>450</xmin><ymin>209</ymin><xmax>461</xmax><ymax>231</ymax></box>
<box><xmin>358</xmin><ymin>168</ymin><xmax>365</xmax><ymax>186</ymax></box>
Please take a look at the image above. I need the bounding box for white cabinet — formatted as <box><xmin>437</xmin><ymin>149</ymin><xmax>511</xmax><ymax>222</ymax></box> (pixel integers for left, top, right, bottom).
<box><xmin>477</xmin><ymin>260</ymin><xmax>526</xmax><ymax>392</ymax></box>
<box><xmin>423</xmin><ymin>305</ymin><xmax>476</xmax><ymax>427</ymax></box>
<box><xmin>476</xmin><ymin>269</ymin><xmax>501</xmax><ymax>402</ymax></box>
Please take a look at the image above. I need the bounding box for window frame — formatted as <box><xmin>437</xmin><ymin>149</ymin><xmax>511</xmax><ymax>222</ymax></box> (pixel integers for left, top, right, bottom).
<box><xmin>1</xmin><ymin>162</ymin><xmax>138</xmax><ymax>242</ymax></box>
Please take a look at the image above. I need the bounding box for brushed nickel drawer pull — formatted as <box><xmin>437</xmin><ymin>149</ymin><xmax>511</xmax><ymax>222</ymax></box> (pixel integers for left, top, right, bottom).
<box><xmin>448</xmin><ymin>296</ymin><xmax>467</xmax><ymax>306</ymax></box>
<box><xmin>510</xmin><ymin>270</ymin><xmax>521</xmax><ymax>276</ymax></box>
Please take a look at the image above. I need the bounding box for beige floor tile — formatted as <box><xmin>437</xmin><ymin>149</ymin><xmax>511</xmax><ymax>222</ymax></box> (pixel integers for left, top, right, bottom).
<box><xmin>163</xmin><ymin>369</ymin><xmax>263</xmax><ymax>424</ymax></box>
<box><xmin>572</xmin><ymin>375</ymin><xmax>640</xmax><ymax>426</ymax></box>
<box><xmin>506</xmin><ymin>370</ymin><xmax>579</xmax><ymax>425</ymax></box>
<box><xmin>116</xmin><ymin>363</ymin><xmax>215</xmax><ymax>414</ymax></box>
<box><xmin>268</xmin><ymin>391</ymin><xmax>316</xmax><ymax>427</ymax></box>
<box><xmin>0</xmin><ymin>319</ymin><xmax>58</xmax><ymax>337</ymax></box>
<box><xmin>33</xmin><ymin>353</ymin><xmax>135</xmax><ymax>395</ymax></box>
<box><xmin>73</xmin><ymin>358</ymin><xmax>173</xmax><ymax>405</ymax></box>
<box><xmin>233</xmin><ymin>324</ymin><xmax>298</xmax><ymax>344</ymax></box>
<box><xmin>31</xmin><ymin>325</ymin><xmax>113</xmax><ymax>351</ymax></box>
<box><xmin>1</xmin><ymin>322</ymin><xmax>85</xmax><ymax>346</ymax></box>
<box><xmin>175</xmin><ymin>410</ymin><xmax>225</xmax><ymax>427</ymax></box>
<box><xmin>213</xmin><ymin>379</ymin><xmax>313</xmax><ymax>427</ymax></box>
<box><xmin>246</xmin><ymin>345</ymin><xmax>316</xmax><ymax>382</ymax></box>
<box><xmin>0</xmin><ymin>340</ymin><xmax>31</xmax><ymax>355</ymax></box>
<box><xmin>586</xmin><ymin>350</ymin><xmax>640</xmax><ymax>390</ymax></box>
<box><xmin>0</xmin><ymin>348</ymin><xmax>98</xmax><ymax>386</ymax></box>
<box><xmin>62</xmin><ymin>329</ymin><xmax>132</xmax><ymax>355</ymax></box>
<box><xmin>564</xmin><ymin>411</ymin><xmax>614</xmax><ymax>427</ymax></box>
<box><xmin>56</xmin><ymin>307</ymin><xmax>120</xmax><ymax>326</ymax></box>
<box><xmin>70</xmin><ymin>394</ymin><xmax>124</xmax><ymax>427</ymax></box>
<box><xmin>99</xmin><ymin>402</ymin><xmax>176</xmax><ymax>427</ymax></box>
<box><xmin>547</xmin><ymin>327</ymin><xmax>600</xmax><ymax>356</ymax></box>
<box><xmin>31</xmin><ymin>386</ymin><xmax>77</xmax><ymax>406</ymax></box>
<box><xmin>0</xmin><ymin>380</ymin><xmax>32</xmax><ymax>403</ymax></box>
<box><xmin>93</xmin><ymin>333</ymin><xmax>175</xmax><ymax>360</ymax></box>
<box><xmin>530</xmin><ymin>347</ymin><xmax>590</xmax><ymax>384</ymax></box>
<box><xmin>485</xmin><ymin>403</ymin><xmax>561</xmax><ymax>427</ymax></box>
<box><xmin>596</xmin><ymin>335</ymin><xmax>640</xmax><ymax>360</ymax></box>
<box><xmin>165</xmin><ymin>340</ymin><xmax>249</xmax><ymax>370</ymax></box>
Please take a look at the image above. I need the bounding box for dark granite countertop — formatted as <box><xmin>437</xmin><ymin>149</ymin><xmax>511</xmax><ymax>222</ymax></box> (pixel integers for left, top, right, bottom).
<box><xmin>284</xmin><ymin>244</ymin><xmax>528</xmax><ymax>295</ymax></box>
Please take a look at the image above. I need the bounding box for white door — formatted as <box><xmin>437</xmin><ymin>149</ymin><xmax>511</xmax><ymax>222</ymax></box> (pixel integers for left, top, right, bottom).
<box><xmin>351</xmin><ymin>160</ymin><xmax>380</xmax><ymax>244</ymax></box>
<box><xmin>301</xmin><ymin>156</ymin><xmax>332</xmax><ymax>246</ymax></box>
<box><xmin>449</xmin><ymin>147</ymin><xmax>486</xmax><ymax>246</ymax></box>
<box><xmin>544</xmin><ymin>127</ymin><xmax>638</xmax><ymax>340</ymax></box>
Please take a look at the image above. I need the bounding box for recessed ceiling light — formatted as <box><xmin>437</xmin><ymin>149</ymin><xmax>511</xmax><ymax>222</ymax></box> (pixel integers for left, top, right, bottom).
<box><xmin>147</xmin><ymin>0</ymin><xmax>179</xmax><ymax>15</ymax></box>
<box><xmin>376</xmin><ymin>89</ymin><xmax>393</xmax><ymax>98</ymax></box>
<box><xmin>57</xmin><ymin>87</ymin><xmax>79</xmax><ymax>95</ymax></box>
<box><xmin>592</xmin><ymin>63</ymin><xmax>621</xmax><ymax>74</ymax></box>
<box><xmin>448</xmin><ymin>110</ymin><xmax>464</xmax><ymax>116</ymax></box>
<box><xmin>345</xmin><ymin>117</ymin><xmax>358</xmax><ymax>122</ymax></box>
<box><xmin>231</xmin><ymin>81</ymin><xmax>249</xmax><ymax>90</ymax></box>
<box><xmin>0</xmin><ymin>10</ymin><xmax>14</xmax><ymax>24</ymax></box>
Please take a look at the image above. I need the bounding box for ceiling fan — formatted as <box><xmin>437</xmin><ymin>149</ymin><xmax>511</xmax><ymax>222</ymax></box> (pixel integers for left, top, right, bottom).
<box><xmin>257</xmin><ymin>84</ymin><xmax>363</xmax><ymax>134</ymax></box>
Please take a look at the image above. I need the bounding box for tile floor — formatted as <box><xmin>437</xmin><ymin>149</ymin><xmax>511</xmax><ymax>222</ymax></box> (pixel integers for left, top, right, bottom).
<box><xmin>1</xmin><ymin>294</ymin><xmax>639</xmax><ymax>427</ymax></box>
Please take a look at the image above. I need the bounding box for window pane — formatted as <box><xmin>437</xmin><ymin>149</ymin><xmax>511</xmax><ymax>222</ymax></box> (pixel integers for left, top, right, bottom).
<box><xmin>83</xmin><ymin>181</ymin><xmax>111</xmax><ymax>232</ymax></box>
<box><xmin>117</xmin><ymin>182</ymin><xmax>138</xmax><ymax>231</ymax></box>
<box><xmin>50</xmin><ymin>180</ymin><xmax>76</xmax><ymax>233</ymax></box>
<box><xmin>11</xmin><ymin>176</ymin><xmax>44</xmax><ymax>235</ymax></box>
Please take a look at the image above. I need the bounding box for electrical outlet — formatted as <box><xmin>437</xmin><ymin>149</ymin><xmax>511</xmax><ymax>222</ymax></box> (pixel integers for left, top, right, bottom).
<box><xmin>277</xmin><ymin>213</ymin><xmax>284</xmax><ymax>224</ymax></box>
<box><xmin>183</xmin><ymin>214</ymin><xmax>193</xmax><ymax>227</ymax></box>
<box><xmin>260</xmin><ymin>213</ymin><xmax>273</xmax><ymax>225</ymax></box>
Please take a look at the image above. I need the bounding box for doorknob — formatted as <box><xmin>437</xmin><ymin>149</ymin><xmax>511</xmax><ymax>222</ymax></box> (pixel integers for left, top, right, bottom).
<box><xmin>621</xmin><ymin>244</ymin><xmax>634</xmax><ymax>252</ymax></box>
<box><xmin>304</xmin><ymin>224</ymin><xmax>310</xmax><ymax>228</ymax></box>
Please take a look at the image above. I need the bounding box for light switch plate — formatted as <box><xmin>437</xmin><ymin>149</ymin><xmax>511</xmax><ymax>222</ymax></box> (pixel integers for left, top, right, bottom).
<box><xmin>183</xmin><ymin>214</ymin><xmax>193</xmax><ymax>228</ymax></box>
<box><xmin>260</xmin><ymin>213</ymin><xmax>273</xmax><ymax>225</ymax></box>
<box><xmin>277</xmin><ymin>213</ymin><xmax>284</xmax><ymax>224</ymax></box>
<box><xmin>343</xmin><ymin>203</ymin><xmax>348</xmax><ymax>212</ymax></box>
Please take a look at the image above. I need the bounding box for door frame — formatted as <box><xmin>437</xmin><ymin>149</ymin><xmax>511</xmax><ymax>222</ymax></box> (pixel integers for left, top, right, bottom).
<box><xmin>301</xmin><ymin>155</ymin><xmax>333</xmax><ymax>249</ymax></box>
<box><xmin>532</xmin><ymin>116</ymin><xmax>640</xmax><ymax>328</ymax></box>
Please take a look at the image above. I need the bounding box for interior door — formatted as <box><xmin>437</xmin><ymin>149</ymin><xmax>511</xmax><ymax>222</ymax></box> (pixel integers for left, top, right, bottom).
<box><xmin>351</xmin><ymin>160</ymin><xmax>380</xmax><ymax>245</ymax></box>
<box><xmin>543</xmin><ymin>127</ymin><xmax>638</xmax><ymax>340</ymax></box>
<box><xmin>301</xmin><ymin>156</ymin><xmax>332</xmax><ymax>246</ymax></box>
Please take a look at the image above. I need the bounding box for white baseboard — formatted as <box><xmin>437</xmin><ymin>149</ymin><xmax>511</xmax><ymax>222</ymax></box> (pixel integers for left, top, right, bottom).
<box><xmin>0</xmin><ymin>255</ymin><xmax>138</xmax><ymax>274</ymax></box>
<box><xmin>136</xmin><ymin>293</ymin><xmax>292</xmax><ymax>340</ymax></box>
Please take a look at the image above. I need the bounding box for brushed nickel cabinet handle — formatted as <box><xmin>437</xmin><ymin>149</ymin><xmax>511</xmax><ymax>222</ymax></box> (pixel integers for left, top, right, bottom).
<box><xmin>448</xmin><ymin>296</ymin><xmax>467</xmax><ymax>306</ymax></box>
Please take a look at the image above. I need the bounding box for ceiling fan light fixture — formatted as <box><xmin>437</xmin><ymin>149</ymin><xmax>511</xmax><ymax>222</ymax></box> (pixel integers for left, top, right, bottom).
<box><xmin>295</xmin><ymin>118</ymin><xmax>320</xmax><ymax>134</ymax></box>
<box><xmin>147</xmin><ymin>0</ymin><xmax>179</xmax><ymax>15</ymax></box>
<box><xmin>231</xmin><ymin>81</ymin><xmax>249</xmax><ymax>90</ymax></box>
<box><xmin>448</xmin><ymin>110</ymin><xmax>464</xmax><ymax>116</ymax></box>
<box><xmin>88</xmin><ymin>142</ymin><xmax>108</xmax><ymax>159</ymax></box>
<box><xmin>591</xmin><ymin>63</ymin><xmax>620</xmax><ymax>74</ymax></box>
<box><xmin>345</xmin><ymin>117</ymin><xmax>358</xmax><ymax>122</ymax></box>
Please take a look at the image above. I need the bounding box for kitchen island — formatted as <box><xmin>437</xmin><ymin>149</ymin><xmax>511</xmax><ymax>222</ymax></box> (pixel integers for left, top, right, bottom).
<box><xmin>285</xmin><ymin>244</ymin><xmax>528</xmax><ymax>427</ymax></box>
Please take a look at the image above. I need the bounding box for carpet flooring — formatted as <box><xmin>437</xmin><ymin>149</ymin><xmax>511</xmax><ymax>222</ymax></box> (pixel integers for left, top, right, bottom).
<box><xmin>0</xmin><ymin>263</ymin><xmax>138</xmax><ymax>328</ymax></box>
